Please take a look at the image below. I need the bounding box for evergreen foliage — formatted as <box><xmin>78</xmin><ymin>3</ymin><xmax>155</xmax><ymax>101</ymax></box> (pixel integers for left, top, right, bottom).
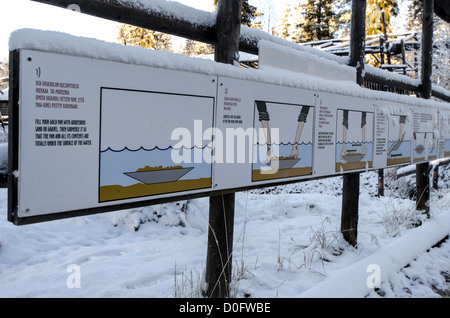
<box><xmin>302</xmin><ymin>0</ymin><xmax>336</xmax><ymax>42</ymax></box>
<box><xmin>118</xmin><ymin>24</ymin><xmax>172</xmax><ymax>52</ymax></box>
<box><xmin>366</xmin><ymin>0</ymin><xmax>399</xmax><ymax>35</ymax></box>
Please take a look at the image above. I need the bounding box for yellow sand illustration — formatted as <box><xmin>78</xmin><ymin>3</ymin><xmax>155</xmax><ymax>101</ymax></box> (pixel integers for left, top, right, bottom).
<box><xmin>100</xmin><ymin>178</ymin><xmax>212</xmax><ymax>202</ymax></box>
<box><xmin>335</xmin><ymin>161</ymin><xmax>373</xmax><ymax>172</ymax></box>
<box><xmin>252</xmin><ymin>167</ymin><xmax>312</xmax><ymax>182</ymax></box>
<box><xmin>387</xmin><ymin>157</ymin><xmax>411</xmax><ymax>166</ymax></box>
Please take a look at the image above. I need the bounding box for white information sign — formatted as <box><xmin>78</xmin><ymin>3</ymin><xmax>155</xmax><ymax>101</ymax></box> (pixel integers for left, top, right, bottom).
<box><xmin>14</xmin><ymin>49</ymin><xmax>217</xmax><ymax>222</ymax></box>
<box><xmin>313</xmin><ymin>92</ymin><xmax>375</xmax><ymax>175</ymax></box>
<box><xmin>213</xmin><ymin>77</ymin><xmax>316</xmax><ymax>190</ymax></box>
<box><xmin>411</xmin><ymin>107</ymin><xmax>439</xmax><ymax>163</ymax></box>
<box><xmin>438</xmin><ymin>110</ymin><xmax>450</xmax><ymax>158</ymax></box>
<box><xmin>8</xmin><ymin>49</ymin><xmax>450</xmax><ymax>224</ymax></box>
<box><xmin>376</xmin><ymin>102</ymin><xmax>413</xmax><ymax>167</ymax></box>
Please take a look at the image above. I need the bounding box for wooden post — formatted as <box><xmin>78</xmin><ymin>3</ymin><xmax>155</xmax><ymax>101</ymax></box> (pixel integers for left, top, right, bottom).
<box><xmin>401</xmin><ymin>39</ymin><xmax>407</xmax><ymax>75</ymax></box>
<box><xmin>378</xmin><ymin>169</ymin><xmax>384</xmax><ymax>197</ymax></box>
<box><xmin>416</xmin><ymin>162</ymin><xmax>430</xmax><ymax>217</ymax></box>
<box><xmin>381</xmin><ymin>10</ymin><xmax>391</xmax><ymax>66</ymax></box>
<box><xmin>342</xmin><ymin>0</ymin><xmax>366</xmax><ymax>247</ymax></box>
<box><xmin>413</xmin><ymin>34</ymin><xmax>419</xmax><ymax>80</ymax></box>
<box><xmin>341</xmin><ymin>173</ymin><xmax>360</xmax><ymax>247</ymax></box>
<box><xmin>214</xmin><ymin>0</ymin><xmax>242</xmax><ymax>65</ymax></box>
<box><xmin>204</xmin><ymin>0</ymin><xmax>242</xmax><ymax>298</ymax></box>
<box><xmin>205</xmin><ymin>193</ymin><xmax>236</xmax><ymax>297</ymax></box>
<box><xmin>380</xmin><ymin>35</ymin><xmax>385</xmax><ymax>66</ymax></box>
<box><xmin>419</xmin><ymin>0</ymin><xmax>433</xmax><ymax>99</ymax></box>
<box><xmin>348</xmin><ymin>0</ymin><xmax>367</xmax><ymax>84</ymax></box>
<box><xmin>432</xmin><ymin>166</ymin><xmax>439</xmax><ymax>190</ymax></box>
<box><xmin>415</xmin><ymin>0</ymin><xmax>433</xmax><ymax>217</ymax></box>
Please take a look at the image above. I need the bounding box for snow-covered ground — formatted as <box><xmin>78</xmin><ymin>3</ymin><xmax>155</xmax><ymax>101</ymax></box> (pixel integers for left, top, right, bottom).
<box><xmin>0</xmin><ymin>128</ymin><xmax>449</xmax><ymax>298</ymax></box>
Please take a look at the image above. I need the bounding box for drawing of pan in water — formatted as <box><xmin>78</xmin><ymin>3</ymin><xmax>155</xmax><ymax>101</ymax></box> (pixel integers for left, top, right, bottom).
<box><xmin>124</xmin><ymin>166</ymin><xmax>194</xmax><ymax>185</ymax></box>
<box><xmin>413</xmin><ymin>132</ymin><xmax>437</xmax><ymax>162</ymax></box>
<box><xmin>252</xmin><ymin>101</ymin><xmax>314</xmax><ymax>182</ymax></box>
<box><xmin>335</xmin><ymin>110</ymin><xmax>373</xmax><ymax>172</ymax></box>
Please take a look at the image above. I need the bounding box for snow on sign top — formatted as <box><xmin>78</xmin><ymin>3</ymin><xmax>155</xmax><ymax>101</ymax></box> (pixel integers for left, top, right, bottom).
<box><xmin>8</xmin><ymin>28</ymin><xmax>450</xmax><ymax>111</ymax></box>
<box><xmin>259</xmin><ymin>40</ymin><xmax>356</xmax><ymax>82</ymax></box>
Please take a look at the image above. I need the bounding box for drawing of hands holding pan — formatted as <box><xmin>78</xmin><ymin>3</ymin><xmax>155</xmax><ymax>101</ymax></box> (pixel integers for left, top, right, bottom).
<box><xmin>413</xmin><ymin>132</ymin><xmax>436</xmax><ymax>155</ymax></box>
<box><xmin>340</xmin><ymin>110</ymin><xmax>367</xmax><ymax>163</ymax></box>
<box><xmin>255</xmin><ymin>101</ymin><xmax>310</xmax><ymax>170</ymax></box>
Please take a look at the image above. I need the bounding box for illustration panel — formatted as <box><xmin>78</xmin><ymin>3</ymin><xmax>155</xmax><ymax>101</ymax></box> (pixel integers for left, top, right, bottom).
<box><xmin>412</xmin><ymin>108</ymin><xmax>438</xmax><ymax>163</ymax></box>
<box><xmin>99</xmin><ymin>88</ymin><xmax>214</xmax><ymax>202</ymax></box>
<box><xmin>252</xmin><ymin>101</ymin><xmax>314</xmax><ymax>181</ymax></box>
<box><xmin>387</xmin><ymin>110</ymin><xmax>412</xmax><ymax>166</ymax></box>
<box><xmin>335</xmin><ymin>109</ymin><xmax>374</xmax><ymax>172</ymax></box>
<box><xmin>443</xmin><ymin>111</ymin><xmax>450</xmax><ymax>158</ymax></box>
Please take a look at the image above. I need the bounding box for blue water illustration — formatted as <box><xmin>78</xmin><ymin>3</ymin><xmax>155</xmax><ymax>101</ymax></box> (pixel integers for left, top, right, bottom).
<box><xmin>387</xmin><ymin>139</ymin><xmax>412</xmax><ymax>163</ymax></box>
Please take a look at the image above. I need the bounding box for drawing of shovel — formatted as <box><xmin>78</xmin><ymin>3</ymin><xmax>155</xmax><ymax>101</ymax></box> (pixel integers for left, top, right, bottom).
<box><xmin>388</xmin><ymin>131</ymin><xmax>406</xmax><ymax>155</ymax></box>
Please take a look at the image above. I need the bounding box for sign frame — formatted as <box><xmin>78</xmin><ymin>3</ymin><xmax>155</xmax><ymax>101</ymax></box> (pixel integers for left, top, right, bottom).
<box><xmin>7</xmin><ymin>48</ymin><xmax>450</xmax><ymax>225</ymax></box>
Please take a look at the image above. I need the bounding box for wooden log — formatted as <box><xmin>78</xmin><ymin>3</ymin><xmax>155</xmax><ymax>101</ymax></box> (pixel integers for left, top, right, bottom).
<box><xmin>378</xmin><ymin>169</ymin><xmax>384</xmax><ymax>197</ymax></box>
<box><xmin>419</xmin><ymin>0</ymin><xmax>434</xmax><ymax>99</ymax></box>
<box><xmin>432</xmin><ymin>165</ymin><xmax>439</xmax><ymax>190</ymax></box>
<box><xmin>349</xmin><ymin>0</ymin><xmax>367</xmax><ymax>85</ymax></box>
<box><xmin>31</xmin><ymin>0</ymin><xmax>217</xmax><ymax>45</ymax></box>
<box><xmin>341</xmin><ymin>0</ymin><xmax>366</xmax><ymax>247</ymax></box>
<box><xmin>214</xmin><ymin>0</ymin><xmax>242</xmax><ymax>64</ymax></box>
<box><xmin>341</xmin><ymin>173</ymin><xmax>360</xmax><ymax>247</ymax></box>
<box><xmin>381</xmin><ymin>11</ymin><xmax>392</xmax><ymax>65</ymax></box>
<box><xmin>363</xmin><ymin>72</ymin><xmax>418</xmax><ymax>93</ymax></box>
<box><xmin>415</xmin><ymin>0</ymin><xmax>433</xmax><ymax>217</ymax></box>
<box><xmin>416</xmin><ymin>162</ymin><xmax>430</xmax><ymax>217</ymax></box>
<box><xmin>205</xmin><ymin>193</ymin><xmax>236</xmax><ymax>298</ymax></box>
<box><xmin>204</xmin><ymin>0</ymin><xmax>241</xmax><ymax>298</ymax></box>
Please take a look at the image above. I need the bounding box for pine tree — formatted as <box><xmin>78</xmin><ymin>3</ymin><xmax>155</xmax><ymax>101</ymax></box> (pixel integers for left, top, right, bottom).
<box><xmin>433</xmin><ymin>18</ymin><xmax>450</xmax><ymax>89</ymax></box>
<box><xmin>275</xmin><ymin>3</ymin><xmax>305</xmax><ymax>43</ymax></box>
<box><xmin>258</xmin><ymin>0</ymin><xmax>277</xmax><ymax>34</ymax></box>
<box><xmin>366</xmin><ymin>0</ymin><xmax>399</xmax><ymax>35</ymax></box>
<box><xmin>183</xmin><ymin>39</ymin><xmax>214</xmax><ymax>56</ymax></box>
<box><xmin>404</xmin><ymin>0</ymin><xmax>448</xmax><ymax>88</ymax></box>
<box><xmin>301</xmin><ymin>0</ymin><xmax>336</xmax><ymax>42</ymax></box>
<box><xmin>118</xmin><ymin>24</ymin><xmax>172</xmax><ymax>52</ymax></box>
<box><xmin>406</xmin><ymin>0</ymin><xmax>423</xmax><ymax>30</ymax></box>
<box><xmin>334</xmin><ymin>0</ymin><xmax>352</xmax><ymax>37</ymax></box>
